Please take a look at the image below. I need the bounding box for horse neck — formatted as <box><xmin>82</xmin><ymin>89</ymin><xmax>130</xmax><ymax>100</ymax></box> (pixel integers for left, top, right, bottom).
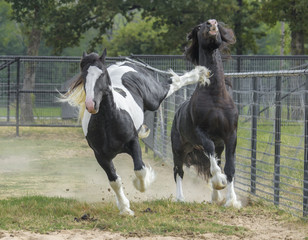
<box><xmin>198</xmin><ymin>48</ymin><xmax>225</xmax><ymax>89</ymax></box>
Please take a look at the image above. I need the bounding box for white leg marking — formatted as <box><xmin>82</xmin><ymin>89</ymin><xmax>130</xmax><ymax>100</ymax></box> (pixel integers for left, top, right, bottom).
<box><xmin>109</xmin><ymin>177</ymin><xmax>134</xmax><ymax>215</ymax></box>
<box><xmin>211</xmin><ymin>188</ymin><xmax>223</xmax><ymax>204</ymax></box>
<box><xmin>225</xmin><ymin>180</ymin><xmax>242</xmax><ymax>209</ymax></box>
<box><xmin>209</xmin><ymin>155</ymin><xmax>227</xmax><ymax>190</ymax></box>
<box><xmin>166</xmin><ymin>66</ymin><xmax>210</xmax><ymax>97</ymax></box>
<box><xmin>133</xmin><ymin>165</ymin><xmax>156</xmax><ymax>192</ymax></box>
<box><xmin>176</xmin><ymin>174</ymin><xmax>185</xmax><ymax>202</ymax></box>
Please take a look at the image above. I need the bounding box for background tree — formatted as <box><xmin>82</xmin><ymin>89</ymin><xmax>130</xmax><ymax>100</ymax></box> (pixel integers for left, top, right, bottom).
<box><xmin>258</xmin><ymin>0</ymin><xmax>308</xmax><ymax>55</ymax></box>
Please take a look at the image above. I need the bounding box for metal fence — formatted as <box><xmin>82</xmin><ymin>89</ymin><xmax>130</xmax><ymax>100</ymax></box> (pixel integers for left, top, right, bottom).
<box><xmin>0</xmin><ymin>55</ymin><xmax>308</xmax><ymax>218</ymax></box>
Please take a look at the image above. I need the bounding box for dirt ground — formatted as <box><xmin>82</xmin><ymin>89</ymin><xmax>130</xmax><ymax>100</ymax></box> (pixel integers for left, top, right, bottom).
<box><xmin>1</xmin><ymin>129</ymin><xmax>307</xmax><ymax>240</ymax></box>
<box><xmin>0</xmin><ymin>213</ymin><xmax>307</xmax><ymax>240</ymax></box>
<box><xmin>1</xmin><ymin>154</ymin><xmax>307</xmax><ymax>239</ymax></box>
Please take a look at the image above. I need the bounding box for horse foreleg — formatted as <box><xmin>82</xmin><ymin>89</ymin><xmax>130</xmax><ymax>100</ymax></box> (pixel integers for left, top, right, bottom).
<box><xmin>224</xmin><ymin>133</ymin><xmax>241</xmax><ymax>209</ymax></box>
<box><xmin>127</xmin><ymin>138</ymin><xmax>156</xmax><ymax>192</ymax></box>
<box><xmin>95</xmin><ymin>154</ymin><xmax>134</xmax><ymax>215</ymax></box>
<box><xmin>110</xmin><ymin>176</ymin><xmax>134</xmax><ymax>215</ymax></box>
<box><xmin>173</xmin><ymin>152</ymin><xmax>185</xmax><ymax>202</ymax></box>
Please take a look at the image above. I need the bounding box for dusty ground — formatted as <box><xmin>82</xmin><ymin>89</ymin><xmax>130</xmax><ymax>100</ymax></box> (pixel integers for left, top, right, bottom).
<box><xmin>0</xmin><ymin>129</ymin><xmax>307</xmax><ymax>240</ymax></box>
<box><xmin>1</xmin><ymin>154</ymin><xmax>307</xmax><ymax>239</ymax></box>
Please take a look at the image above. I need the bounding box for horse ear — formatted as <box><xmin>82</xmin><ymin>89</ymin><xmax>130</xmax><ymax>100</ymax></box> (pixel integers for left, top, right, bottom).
<box><xmin>82</xmin><ymin>51</ymin><xmax>87</xmax><ymax>58</ymax></box>
<box><xmin>185</xmin><ymin>24</ymin><xmax>200</xmax><ymax>65</ymax></box>
<box><xmin>99</xmin><ymin>48</ymin><xmax>107</xmax><ymax>64</ymax></box>
<box><xmin>219</xmin><ymin>22</ymin><xmax>236</xmax><ymax>45</ymax></box>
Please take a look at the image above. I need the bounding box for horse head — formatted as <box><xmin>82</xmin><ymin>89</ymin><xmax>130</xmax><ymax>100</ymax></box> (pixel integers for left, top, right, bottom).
<box><xmin>81</xmin><ymin>49</ymin><xmax>111</xmax><ymax>114</ymax></box>
<box><xmin>185</xmin><ymin>19</ymin><xmax>236</xmax><ymax>65</ymax></box>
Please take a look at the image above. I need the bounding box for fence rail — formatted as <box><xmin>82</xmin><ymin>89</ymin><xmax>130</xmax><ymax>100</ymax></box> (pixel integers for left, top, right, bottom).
<box><xmin>1</xmin><ymin>55</ymin><xmax>308</xmax><ymax>218</ymax></box>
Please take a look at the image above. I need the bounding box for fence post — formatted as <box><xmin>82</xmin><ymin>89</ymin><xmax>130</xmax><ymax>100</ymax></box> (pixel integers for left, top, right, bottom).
<box><xmin>7</xmin><ymin>62</ymin><xmax>10</xmax><ymax>122</ymax></box>
<box><xmin>15</xmin><ymin>57</ymin><xmax>20</xmax><ymax>137</ymax></box>
<box><xmin>304</xmin><ymin>74</ymin><xmax>308</xmax><ymax>217</ymax></box>
<box><xmin>274</xmin><ymin>76</ymin><xmax>282</xmax><ymax>206</ymax></box>
<box><xmin>251</xmin><ymin>76</ymin><xmax>258</xmax><ymax>194</ymax></box>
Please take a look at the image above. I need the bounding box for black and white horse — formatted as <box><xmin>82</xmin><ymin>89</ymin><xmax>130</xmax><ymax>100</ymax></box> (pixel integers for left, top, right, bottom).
<box><xmin>62</xmin><ymin>49</ymin><xmax>210</xmax><ymax>215</ymax></box>
<box><xmin>171</xmin><ymin>19</ymin><xmax>241</xmax><ymax>208</ymax></box>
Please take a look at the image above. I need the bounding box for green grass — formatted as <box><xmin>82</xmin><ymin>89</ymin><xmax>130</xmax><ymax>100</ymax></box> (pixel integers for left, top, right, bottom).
<box><xmin>0</xmin><ymin>195</ymin><xmax>305</xmax><ymax>237</ymax></box>
<box><xmin>0</xmin><ymin>195</ymin><xmax>276</xmax><ymax>237</ymax></box>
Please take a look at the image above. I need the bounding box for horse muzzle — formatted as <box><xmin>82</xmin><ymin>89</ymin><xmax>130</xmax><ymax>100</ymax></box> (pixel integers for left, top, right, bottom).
<box><xmin>85</xmin><ymin>97</ymin><xmax>98</xmax><ymax>114</ymax></box>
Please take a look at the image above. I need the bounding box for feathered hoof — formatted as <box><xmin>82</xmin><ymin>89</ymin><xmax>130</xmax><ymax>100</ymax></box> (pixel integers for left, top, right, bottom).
<box><xmin>138</xmin><ymin>124</ymin><xmax>151</xmax><ymax>139</ymax></box>
<box><xmin>211</xmin><ymin>172</ymin><xmax>227</xmax><ymax>190</ymax></box>
<box><xmin>119</xmin><ymin>207</ymin><xmax>135</xmax><ymax>216</ymax></box>
<box><xmin>225</xmin><ymin>198</ymin><xmax>242</xmax><ymax>209</ymax></box>
<box><xmin>133</xmin><ymin>166</ymin><xmax>156</xmax><ymax>192</ymax></box>
<box><xmin>195</xmin><ymin>66</ymin><xmax>210</xmax><ymax>86</ymax></box>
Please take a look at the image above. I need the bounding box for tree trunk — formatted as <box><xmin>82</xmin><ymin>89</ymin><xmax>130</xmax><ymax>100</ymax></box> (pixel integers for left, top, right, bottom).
<box><xmin>291</xmin><ymin>30</ymin><xmax>305</xmax><ymax>55</ymax></box>
<box><xmin>20</xmin><ymin>28</ymin><xmax>41</xmax><ymax>123</ymax></box>
<box><xmin>234</xmin><ymin>0</ymin><xmax>243</xmax><ymax>55</ymax></box>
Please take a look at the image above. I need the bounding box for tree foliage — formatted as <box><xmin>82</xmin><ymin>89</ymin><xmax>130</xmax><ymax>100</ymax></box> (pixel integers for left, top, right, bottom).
<box><xmin>258</xmin><ymin>0</ymin><xmax>308</xmax><ymax>54</ymax></box>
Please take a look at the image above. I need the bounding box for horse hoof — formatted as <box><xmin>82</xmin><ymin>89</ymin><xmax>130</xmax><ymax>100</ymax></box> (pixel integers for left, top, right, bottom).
<box><xmin>138</xmin><ymin>124</ymin><xmax>150</xmax><ymax>139</ymax></box>
<box><xmin>120</xmin><ymin>208</ymin><xmax>135</xmax><ymax>216</ymax></box>
<box><xmin>133</xmin><ymin>166</ymin><xmax>156</xmax><ymax>192</ymax></box>
<box><xmin>225</xmin><ymin>198</ymin><xmax>242</xmax><ymax>209</ymax></box>
<box><xmin>211</xmin><ymin>172</ymin><xmax>227</xmax><ymax>190</ymax></box>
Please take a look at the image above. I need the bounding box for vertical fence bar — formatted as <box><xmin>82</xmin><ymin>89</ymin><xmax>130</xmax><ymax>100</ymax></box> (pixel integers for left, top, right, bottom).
<box><xmin>251</xmin><ymin>76</ymin><xmax>258</xmax><ymax>194</ymax></box>
<box><xmin>274</xmin><ymin>76</ymin><xmax>282</xmax><ymax>206</ymax></box>
<box><xmin>304</xmin><ymin>74</ymin><xmax>308</xmax><ymax>217</ymax></box>
<box><xmin>15</xmin><ymin>57</ymin><xmax>20</xmax><ymax>137</ymax></box>
<box><xmin>7</xmin><ymin>62</ymin><xmax>10</xmax><ymax>122</ymax></box>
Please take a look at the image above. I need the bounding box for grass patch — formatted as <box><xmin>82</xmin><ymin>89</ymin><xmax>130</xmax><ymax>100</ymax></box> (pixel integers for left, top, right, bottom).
<box><xmin>0</xmin><ymin>196</ymin><xmax>246</xmax><ymax>237</ymax></box>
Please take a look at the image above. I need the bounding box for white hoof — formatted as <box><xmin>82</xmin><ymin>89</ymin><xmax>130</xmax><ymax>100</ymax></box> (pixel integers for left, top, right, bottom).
<box><xmin>120</xmin><ymin>207</ymin><xmax>135</xmax><ymax>216</ymax></box>
<box><xmin>138</xmin><ymin>124</ymin><xmax>150</xmax><ymax>139</ymax></box>
<box><xmin>225</xmin><ymin>198</ymin><xmax>242</xmax><ymax>209</ymax></box>
<box><xmin>211</xmin><ymin>172</ymin><xmax>227</xmax><ymax>190</ymax></box>
<box><xmin>133</xmin><ymin>166</ymin><xmax>156</xmax><ymax>192</ymax></box>
<box><xmin>211</xmin><ymin>189</ymin><xmax>224</xmax><ymax>204</ymax></box>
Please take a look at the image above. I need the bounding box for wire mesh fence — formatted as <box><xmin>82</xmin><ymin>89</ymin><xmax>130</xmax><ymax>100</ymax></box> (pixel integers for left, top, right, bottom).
<box><xmin>0</xmin><ymin>55</ymin><xmax>308</xmax><ymax>218</ymax></box>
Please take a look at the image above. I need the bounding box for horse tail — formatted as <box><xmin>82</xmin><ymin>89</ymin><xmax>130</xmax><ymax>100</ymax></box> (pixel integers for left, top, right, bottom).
<box><xmin>58</xmin><ymin>74</ymin><xmax>86</xmax><ymax>120</ymax></box>
<box><xmin>185</xmin><ymin>146</ymin><xmax>211</xmax><ymax>182</ymax></box>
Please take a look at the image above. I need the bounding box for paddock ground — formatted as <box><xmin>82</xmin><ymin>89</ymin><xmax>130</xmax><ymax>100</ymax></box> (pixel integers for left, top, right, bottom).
<box><xmin>0</xmin><ymin>127</ymin><xmax>307</xmax><ymax>239</ymax></box>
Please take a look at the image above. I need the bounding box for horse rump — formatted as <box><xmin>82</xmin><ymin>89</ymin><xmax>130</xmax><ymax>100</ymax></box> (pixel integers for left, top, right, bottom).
<box><xmin>185</xmin><ymin>146</ymin><xmax>211</xmax><ymax>182</ymax></box>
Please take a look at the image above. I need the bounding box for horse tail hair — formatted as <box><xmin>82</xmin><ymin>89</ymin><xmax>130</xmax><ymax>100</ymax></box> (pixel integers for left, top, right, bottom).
<box><xmin>58</xmin><ymin>73</ymin><xmax>86</xmax><ymax>121</ymax></box>
<box><xmin>185</xmin><ymin>146</ymin><xmax>211</xmax><ymax>182</ymax></box>
<box><xmin>185</xmin><ymin>24</ymin><xmax>200</xmax><ymax>65</ymax></box>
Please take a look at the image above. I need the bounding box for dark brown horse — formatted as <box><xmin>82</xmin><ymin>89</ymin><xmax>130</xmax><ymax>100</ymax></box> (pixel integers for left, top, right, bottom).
<box><xmin>171</xmin><ymin>19</ymin><xmax>241</xmax><ymax>208</ymax></box>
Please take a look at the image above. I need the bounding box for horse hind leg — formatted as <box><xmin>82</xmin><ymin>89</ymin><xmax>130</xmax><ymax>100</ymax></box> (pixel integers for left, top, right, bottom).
<box><xmin>209</xmin><ymin>154</ymin><xmax>227</xmax><ymax>190</ymax></box>
<box><xmin>95</xmin><ymin>154</ymin><xmax>134</xmax><ymax>215</ymax></box>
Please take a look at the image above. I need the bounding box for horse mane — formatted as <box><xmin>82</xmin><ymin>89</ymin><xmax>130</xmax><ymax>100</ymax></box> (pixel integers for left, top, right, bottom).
<box><xmin>185</xmin><ymin>21</ymin><xmax>236</xmax><ymax>65</ymax></box>
<box><xmin>59</xmin><ymin>73</ymin><xmax>86</xmax><ymax>120</ymax></box>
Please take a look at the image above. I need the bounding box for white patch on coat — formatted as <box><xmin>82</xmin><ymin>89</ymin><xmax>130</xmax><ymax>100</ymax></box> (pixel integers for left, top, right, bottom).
<box><xmin>82</xmin><ymin>110</ymin><xmax>91</xmax><ymax>136</ymax></box>
<box><xmin>107</xmin><ymin>63</ymin><xmax>144</xmax><ymax>131</ymax></box>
